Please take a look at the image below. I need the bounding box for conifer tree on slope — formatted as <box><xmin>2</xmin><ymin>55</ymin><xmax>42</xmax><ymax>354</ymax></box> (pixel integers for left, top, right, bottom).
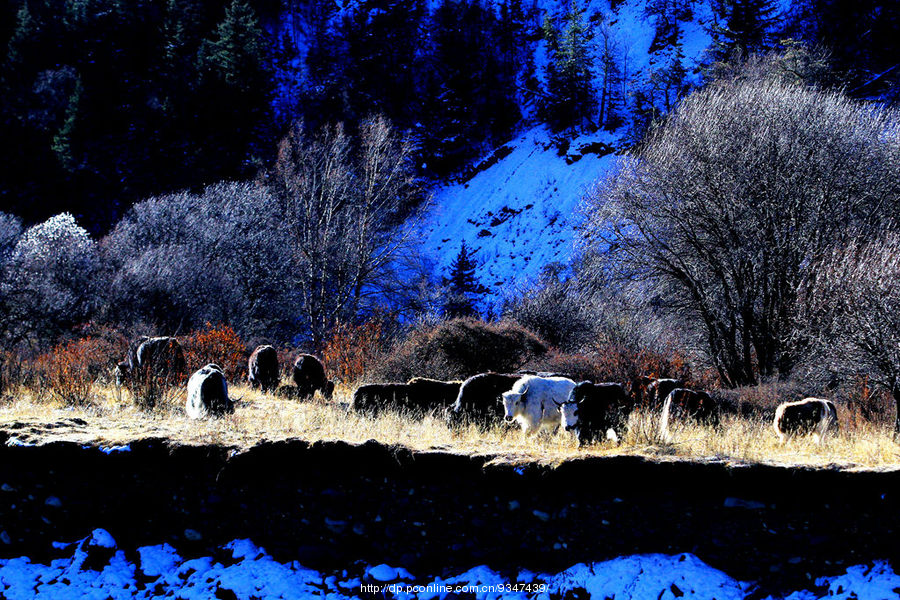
<box><xmin>540</xmin><ymin>0</ymin><xmax>595</xmax><ymax>131</ymax></box>
<box><xmin>197</xmin><ymin>0</ymin><xmax>274</xmax><ymax>174</ymax></box>
<box><xmin>443</xmin><ymin>242</ymin><xmax>489</xmax><ymax>319</ymax></box>
<box><xmin>712</xmin><ymin>0</ymin><xmax>781</xmax><ymax>60</ymax></box>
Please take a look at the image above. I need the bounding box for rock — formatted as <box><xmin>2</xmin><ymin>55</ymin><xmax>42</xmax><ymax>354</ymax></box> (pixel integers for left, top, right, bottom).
<box><xmin>214</xmin><ymin>586</ymin><xmax>239</xmax><ymax>600</ymax></box>
<box><xmin>75</xmin><ymin>529</ymin><xmax>117</xmax><ymax>571</ymax></box>
<box><xmin>324</xmin><ymin>518</ymin><xmax>347</xmax><ymax>533</ymax></box>
<box><xmin>723</xmin><ymin>497</ymin><xmax>766</xmax><ymax>510</ymax></box>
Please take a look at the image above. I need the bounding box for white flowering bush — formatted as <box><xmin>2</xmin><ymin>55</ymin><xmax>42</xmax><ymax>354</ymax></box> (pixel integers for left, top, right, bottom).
<box><xmin>13</xmin><ymin>213</ymin><xmax>94</xmax><ymax>268</ymax></box>
<box><xmin>6</xmin><ymin>213</ymin><xmax>105</xmax><ymax>343</ymax></box>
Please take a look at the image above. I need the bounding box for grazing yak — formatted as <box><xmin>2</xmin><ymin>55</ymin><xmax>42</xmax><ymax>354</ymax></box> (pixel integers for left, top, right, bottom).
<box><xmin>115</xmin><ymin>336</ymin><xmax>186</xmax><ymax>386</ymax></box>
<box><xmin>448</xmin><ymin>372</ymin><xmax>522</xmax><ymax>428</ymax></box>
<box><xmin>292</xmin><ymin>354</ymin><xmax>335</xmax><ymax>400</ymax></box>
<box><xmin>186</xmin><ymin>364</ymin><xmax>234</xmax><ymax>419</ymax></box>
<box><xmin>562</xmin><ymin>382</ymin><xmax>633</xmax><ymax>446</ymax></box>
<box><xmin>248</xmin><ymin>345</ymin><xmax>279</xmax><ymax>392</ymax></box>
<box><xmin>646</xmin><ymin>378</ymin><xmax>683</xmax><ymax>409</ymax></box>
<box><xmin>659</xmin><ymin>388</ymin><xmax>720</xmax><ymax>438</ymax></box>
<box><xmin>629</xmin><ymin>375</ymin><xmax>654</xmax><ymax>407</ymax></box>
<box><xmin>502</xmin><ymin>375</ymin><xmax>576</xmax><ymax>436</ymax></box>
<box><xmin>351</xmin><ymin>378</ymin><xmax>462</xmax><ymax>417</ymax></box>
<box><xmin>773</xmin><ymin>398</ymin><xmax>838</xmax><ymax>444</ymax></box>
<box><xmin>406</xmin><ymin>377</ymin><xmax>462</xmax><ymax>416</ymax></box>
<box><xmin>351</xmin><ymin>383</ymin><xmax>407</xmax><ymax>416</ymax></box>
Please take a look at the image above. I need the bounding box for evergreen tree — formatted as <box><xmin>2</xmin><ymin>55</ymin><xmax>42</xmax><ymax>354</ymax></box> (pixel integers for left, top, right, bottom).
<box><xmin>712</xmin><ymin>0</ymin><xmax>781</xmax><ymax>60</ymax></box>
<box><xmin>420</xmin><ymin>0</ymin><xmax>520</xmax><ymax>175</ymax></box>
<box><xmin>198</xmin><ymin>0</ymin><xmax>271</xmax><ymax>93</ymax></box>
<box><xmin>50</xmin><ymin>75</ymin><xmax>82</xmax><ymax>172</ymax></box>
<box><xmin>197</xmin><ymin>0</ymin><xmax>274</xmax><ymax>173</ymax></box>
<box><xmin>6</xmin><ymin>3</ymin><xmax>37</xmax><ymax>69</ymax></box>
<box><xmin>596</xmin><ymin>23</ymin><xmax>624</xmax><ymax>129</ymax></box>
<box><xmin>540</xmin><ymin>0</ymin><xmax>595</xmax><ymax>131</ymax></box>
<box><xmin>442</xmin><ymin>242</ymin><xmax>488</xmax><ymax>319</ymax></box>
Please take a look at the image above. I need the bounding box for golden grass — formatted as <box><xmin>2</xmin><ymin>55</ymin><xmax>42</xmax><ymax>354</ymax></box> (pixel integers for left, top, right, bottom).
<box><xmin>2</xmin><ymin>381</ymin><xmax>900</xmax><ymax>471</ymax></box>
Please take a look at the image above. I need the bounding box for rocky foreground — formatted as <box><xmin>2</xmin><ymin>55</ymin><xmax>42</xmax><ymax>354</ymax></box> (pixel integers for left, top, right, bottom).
<box><xmin>1</xmin><ymin>431</ymin><xmax>899</xmax><ymax>597</ymax></box>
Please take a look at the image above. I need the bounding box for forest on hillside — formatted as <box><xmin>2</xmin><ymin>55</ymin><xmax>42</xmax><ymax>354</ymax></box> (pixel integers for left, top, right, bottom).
<box><xmin>1</xmin><ymin>0</ymin><xmax>898</xmax><ymax>233</ymax></box>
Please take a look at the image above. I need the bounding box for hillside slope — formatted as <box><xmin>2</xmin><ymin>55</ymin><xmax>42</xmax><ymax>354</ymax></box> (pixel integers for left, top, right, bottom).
<box><xmin>417</xmin><ymin>0</ymin><xmax>717</xmax><ymax>296</ymax></box>
<box><xmin>419</xmin><ymin>127</ymin><xmax>617</xmax><ymax>293</ymax></box>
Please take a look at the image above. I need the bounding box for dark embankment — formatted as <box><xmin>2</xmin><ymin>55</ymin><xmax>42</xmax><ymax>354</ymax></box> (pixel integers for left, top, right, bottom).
<box><xmin>0</xmin><ymin>434</ymin><xmax>898</xmax><ymax>595</ymax></box>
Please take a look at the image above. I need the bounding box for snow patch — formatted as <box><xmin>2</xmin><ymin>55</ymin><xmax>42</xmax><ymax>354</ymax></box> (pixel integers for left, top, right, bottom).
<box><xmin>87</xmin><ymin>528</ymin><xmax>117</xmax><ymax>549</ymax></box>
<box><xmin>540</xmin><ymin>554</ymin><xmax>750</xmax><ymax>600</ymax></box>
<box><xmin>5</xmin><ymin>437</ymin><xmax>34</xmax><ymax>447</ymax></box>
<box><xmin>2</xmin><ymin>531</ymin><xmax>898</xmax><ymax>600</ymax></box>
<box><xmin>98</xmin><ymin>444</ymin><xmax>131</xmax><ymax>454</ymax></box>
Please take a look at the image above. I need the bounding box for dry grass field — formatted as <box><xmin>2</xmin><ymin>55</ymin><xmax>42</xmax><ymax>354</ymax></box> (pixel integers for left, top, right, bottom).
<box><xmin>2</xmin><ymin>380</ymin><xmax>900</xmax><ymax>471</ymax></box>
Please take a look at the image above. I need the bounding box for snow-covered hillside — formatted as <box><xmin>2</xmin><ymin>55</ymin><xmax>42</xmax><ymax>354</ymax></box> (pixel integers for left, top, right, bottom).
<box><xmin>419</xmin><ymin>0</ymin><xmax>717</xmax><ymax>295</ymax></box>
<box><xmin>419</xmin><ymin>126</ymin><xmax>618</xmax><ymax>292</ymax></box>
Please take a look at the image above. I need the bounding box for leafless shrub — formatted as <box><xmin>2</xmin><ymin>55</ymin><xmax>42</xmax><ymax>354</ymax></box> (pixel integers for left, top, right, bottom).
<box><xmin>503</xmin><ymin>264</ymin><xmax>597</xmax><ymax>352</ymax></box>
<box><xmin>583</xmin><ymin>76</ymin><xmax>900</xmax><ymax>387</ymax></box>
<box><xmin>103</xmin><ymin>182</ymin><xmax>293</xmax><ymax>338</ymax></box>
<box><xmin>705</xmin><ymin>42</ymin><xmax>837</xmax><ymax>89</ymax></box>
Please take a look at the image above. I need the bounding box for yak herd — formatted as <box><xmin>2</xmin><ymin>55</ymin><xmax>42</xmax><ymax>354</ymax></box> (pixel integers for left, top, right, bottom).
<box><xmin>114</xmin><ymin>336</ymin><xmax>840</xmax><ymax>445</ymax></box>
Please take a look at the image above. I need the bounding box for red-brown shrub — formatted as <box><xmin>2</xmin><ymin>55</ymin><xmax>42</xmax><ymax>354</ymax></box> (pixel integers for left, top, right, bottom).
<box><xmin>34</xmin><ymin>337</ymin><xmax>118</xmax><ymax>406</ymax></box>
<box><xmin>528</xmin><ymin>344</ymin><xmax>704</xmax><ymax>386</ymax></box>
<box><xmin>276</xmin><ymin>347</ymin><xmax>297</xmax><ymax>381</ymax></box>
<box><xmin>321</xmin><ymin>319</ymin><xmax>389</xmax><ymax>384</ymax></box>
<box><xmin>843</xmin><ymin>375</ymin><xmax>892</xmax><ymax>428</ymax></box>
<box><xmin>183</xmin><ymin>323</ymin><xmax>247</xmax><ymax>382</ymax></box>
<box><xmin>372</xmin><ymin>318</ymin><xmax>548</xmax><ymax>382</ymax></box>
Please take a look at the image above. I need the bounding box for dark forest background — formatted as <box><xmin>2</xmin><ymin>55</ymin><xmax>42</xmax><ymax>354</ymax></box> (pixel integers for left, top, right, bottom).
<box><xmin>1</xmin><ymin>0</ymin><xmax>898</xmax><ymax>235</ymax></box>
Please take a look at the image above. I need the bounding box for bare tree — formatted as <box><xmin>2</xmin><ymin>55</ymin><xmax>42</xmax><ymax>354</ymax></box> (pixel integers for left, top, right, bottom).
<box><xmin>583</xmin><ymin>76</ymin><xmax>900</xmax><ymax>386</ymax></box>
<box><xmin>103</xmin><ymin>183</ymin><xmax>293</xmax><ymax>338</ymax></box>
<box><xmin>800</xmin><ymin>235</ymin><xmax>900</xmax><ymax>432</ymax></box>
<box><xmin>265</xmin><ymin>116</ymin><xmax>424</xmax><ymax>347</ymax></box>
<box><xmin>503</xmin><ymin>263</ymin><xmax>599</xmax><ymax>352</ymax></box>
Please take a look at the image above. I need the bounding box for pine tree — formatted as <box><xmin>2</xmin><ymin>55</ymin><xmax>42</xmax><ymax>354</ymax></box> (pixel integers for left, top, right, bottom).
<box><xmin>442</xmin><ymin>242</ymin><xmax>488</xmax><ymax>319</ymax></box>
<box><xmin>196</xmin><ymin>0</ymin><xmax>274</xmax><ymax>173</ymax></box>
<box><xmin>50</xmin><ymin>75</ymin><xmax>83</xmax><ymax>172</ymax></box>
<box><xmin>596</xmin><ymin>24</ymin><xmax>624</xmax><ymax>129</ymax></box>
<box><xmin>198</xmin><ymin>0</ymin><xmax>271</xmax><ymax>93</ymax></box>
<box><xmin>540</xmin><ymin>0</ymin><xmax>595</xmax><ymax>131</ymax></box>
<box><xmin>420</xmin><ymin>0</ymin><xmax>520</xmax><ymax>174</ymax></box>
<box><xmin>6</xmin><ymin>3</ymin><xmax>37</xmax><ymax>69</ymax></box>
<box><xmin>712</xmin><ymin>0</ymin><xmax>781</xmax><ymax>60</ymax></box>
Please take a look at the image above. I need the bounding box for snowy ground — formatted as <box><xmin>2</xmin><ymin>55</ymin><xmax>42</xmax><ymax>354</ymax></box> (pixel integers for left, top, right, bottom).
<box><xmin>1</xmin><ymin>529</ymin><xmax>897</xmax><ymax>599</ymax></box>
